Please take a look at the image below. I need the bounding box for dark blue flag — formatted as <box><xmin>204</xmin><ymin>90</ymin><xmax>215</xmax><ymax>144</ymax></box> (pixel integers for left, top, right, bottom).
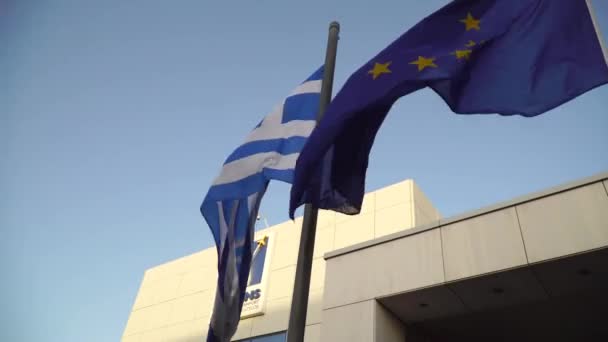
<box><xmin>290</xmin><ymin>0</ymin><xmax>608</xmax><ymax>217</ymax></box>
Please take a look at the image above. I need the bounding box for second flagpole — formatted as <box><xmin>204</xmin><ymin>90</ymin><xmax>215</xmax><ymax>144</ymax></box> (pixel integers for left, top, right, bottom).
<box><xmin>286</xmin><ymin>21</ymin><xmax>340</xmax><ymax>342</ymax></box>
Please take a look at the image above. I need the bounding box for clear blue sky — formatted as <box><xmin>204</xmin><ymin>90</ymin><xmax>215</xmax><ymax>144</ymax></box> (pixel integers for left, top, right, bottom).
<box><xmin>2</xmin><ymin>1</ymin><xmax>607</xmax><ymax>341</ymax></box>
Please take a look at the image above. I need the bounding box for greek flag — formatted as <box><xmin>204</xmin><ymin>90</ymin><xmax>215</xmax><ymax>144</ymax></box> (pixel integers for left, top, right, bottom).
<box><xmin>201</xmin><ymin>66</ymin><xmax>324</xmax><ymax>342</ymax></box>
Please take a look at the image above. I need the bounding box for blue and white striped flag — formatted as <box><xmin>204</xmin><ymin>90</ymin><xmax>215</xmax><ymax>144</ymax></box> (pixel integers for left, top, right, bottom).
<box><xmin>201</xmin><ymin>66</ymin><xmax>324</xmax><ymax>342</ymax></box>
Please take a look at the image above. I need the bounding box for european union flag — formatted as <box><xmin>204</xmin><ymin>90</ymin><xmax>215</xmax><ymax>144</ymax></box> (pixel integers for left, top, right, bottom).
<box><xmin>290</xmin><ymin>0</ymin><xmax>608</xmax><ymax>217</ymax></box>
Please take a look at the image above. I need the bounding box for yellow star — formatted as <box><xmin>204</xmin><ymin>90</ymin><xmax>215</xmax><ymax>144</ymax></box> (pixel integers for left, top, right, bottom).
<box><xmin>465</xmin><ymin>40</ymin><xmax>476</xmax><ymax>47</ymax></box>
<box><xmin>256</xmin><ymin>236</ymin><xmax>268</xmax><ymax>247</ymax></box>
<box><xmin>452</xmin><ymin>49</ymin><xmax>472</xmax><ymax>60</ymax></box>
<box><xmin>409</xmin><ymin>56</ymin><xmax>437</xmax><ymax>71</ymax></box>
<box><xmin>460</xmin><ymin>12</ymin><xmax>480</xmax><ymax>31</ymax></box>
<box><xmin>368</xmin><ymin>61</ymin><xmax>392</xmax><ymax>80</ymax></box>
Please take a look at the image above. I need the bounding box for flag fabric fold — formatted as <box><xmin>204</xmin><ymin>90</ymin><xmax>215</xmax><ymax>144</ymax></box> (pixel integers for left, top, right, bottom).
<box><xmin>202</xmin><ymin>66</ymin><xmax>323</xmax><ymax>342</ymax></box>
<box><xmin>289</xmin><ymin>0</ymin><xmax>608</xmax><ymax>218</ymax></box>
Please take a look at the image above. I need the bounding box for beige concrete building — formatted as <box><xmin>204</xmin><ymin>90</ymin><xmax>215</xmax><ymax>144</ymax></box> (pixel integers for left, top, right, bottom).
<box><xmin>123</xmin><ymin>173</ymin><xmax>608</xmax><ymax>341</ymax></box>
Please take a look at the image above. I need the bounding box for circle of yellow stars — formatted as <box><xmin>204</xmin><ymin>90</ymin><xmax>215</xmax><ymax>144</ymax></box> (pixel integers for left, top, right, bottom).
<box><xmin>410</xmin><ymin>56</ymin><xmax>437</xmax><ymax>71</ymax></box>
<box><xmin>368</xmin><ymin>62</ymin><xmax>392</xmax><ymax>79</ymax></box>
<box><xmin>367</xmin><ymin>11</ymin><xmax>483</xmax><ymax>79</ymax></box>
<box><xmin>460</xmin><ymin>12</ymin><xmax>481</xmax><ymax>31</ymax></box>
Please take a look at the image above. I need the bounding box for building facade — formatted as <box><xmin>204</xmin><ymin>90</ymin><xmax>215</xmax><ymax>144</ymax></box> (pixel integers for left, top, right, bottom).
<box><xmin>123</xmin><ymin>173</ymin><xmax>608</xmax><ymax>341</ymax></box>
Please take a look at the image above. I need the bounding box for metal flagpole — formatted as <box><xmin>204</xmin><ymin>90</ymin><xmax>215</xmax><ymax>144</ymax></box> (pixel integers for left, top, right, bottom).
<box><xmin>286</xmin><ymin>21</ymin><xmax>340</xmax><ymax>342</ymax></box>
